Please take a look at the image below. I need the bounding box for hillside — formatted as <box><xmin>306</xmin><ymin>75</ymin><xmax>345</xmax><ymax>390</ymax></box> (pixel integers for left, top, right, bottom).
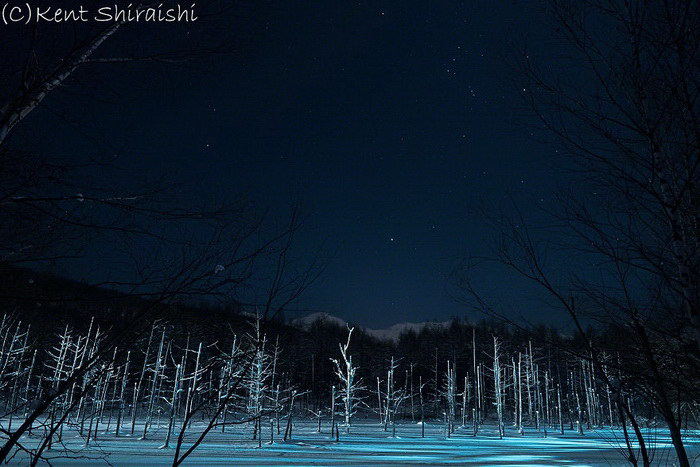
<box><xmin>292</xmin><ymin>311</ymin><xmax>452</xmax><ymax>342</ymax></box>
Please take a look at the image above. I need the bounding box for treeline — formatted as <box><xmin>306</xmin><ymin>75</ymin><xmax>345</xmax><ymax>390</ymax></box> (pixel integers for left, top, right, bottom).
<box><xmin>0</xmin><ymin>266</ymin><xmax>697</xmax><ymax>465</ymax></box>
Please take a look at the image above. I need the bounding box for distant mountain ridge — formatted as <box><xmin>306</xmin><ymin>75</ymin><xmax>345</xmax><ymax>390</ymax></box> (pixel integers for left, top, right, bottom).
<box><xmin>292</xmin><ymin>311</ymin><xmax>451</xmax><ymax>342</ymax></box>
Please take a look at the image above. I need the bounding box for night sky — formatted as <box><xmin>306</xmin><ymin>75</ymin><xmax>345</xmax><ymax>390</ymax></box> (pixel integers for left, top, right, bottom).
<box><xmin>29</xmin><ymin>1</ymin><xmax>567</xmax><ymax>328</ymax></box>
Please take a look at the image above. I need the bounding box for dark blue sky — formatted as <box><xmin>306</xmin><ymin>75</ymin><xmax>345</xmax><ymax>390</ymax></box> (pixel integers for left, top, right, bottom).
<box><xmin>30</xmin><ymin>1</ymin><xmax>567</xmax><ymax>327</ymax></box>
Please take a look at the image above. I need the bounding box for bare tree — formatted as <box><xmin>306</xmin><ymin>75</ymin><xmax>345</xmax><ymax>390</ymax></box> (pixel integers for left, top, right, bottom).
<box><xmin>0</xmin><ymin>1</ymin><xmax>263</xmax><ymax>273</ymax></box>
<box><xmin>452</xmin><ymin>1</ymin><xmax>700</xmax><ymax>465</ymax></box>
<box><xmin>330</xmin><ymin>327</ymin><xmax>364</xmax><ymax>434</ymax></box>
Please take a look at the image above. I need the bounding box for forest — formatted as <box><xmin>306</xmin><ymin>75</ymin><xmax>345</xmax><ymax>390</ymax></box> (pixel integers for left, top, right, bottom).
<box><xmin>1</xmin><ymin>0</ymin><xmax>700</xmax><ymax>464</ymax></box>
<box><xmin>0</xmin><ymin>269</ymin><xmax>696</xmax><ymax>465</ymax></box>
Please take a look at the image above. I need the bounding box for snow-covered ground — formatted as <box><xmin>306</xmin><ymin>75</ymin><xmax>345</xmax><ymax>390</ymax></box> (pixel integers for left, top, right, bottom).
<box><xmin>7</xmin><ymin>419</ymin><xmax>699</xmax><ymax>465</ymax></box>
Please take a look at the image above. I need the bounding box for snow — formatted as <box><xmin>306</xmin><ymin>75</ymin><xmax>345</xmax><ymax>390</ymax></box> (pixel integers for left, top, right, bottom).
<box><xmin>8</xmin><ymin>419</ymin><xmax>699</xmax><ymax>465</ymax></box>
<box><xmin>364</xmin><ymin>320</ymin><xmax>452</xmax><ymax>341</ymax></box>
<box><xmin>292</xmin><ymin>312</ymin><xmax>451</xmax><ymax>342</ymax></box>
<box><xmin>292</xmin><ymin>311</ymin><xmax>349</xmax><ymax>329</ymax></box>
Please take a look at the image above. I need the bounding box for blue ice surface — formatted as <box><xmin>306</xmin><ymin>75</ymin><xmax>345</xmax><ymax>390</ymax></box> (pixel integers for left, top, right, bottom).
<box><xmin>9</xmin><ymin>421</ymin><xmax>700</xmax><ymax>465</ymax></box>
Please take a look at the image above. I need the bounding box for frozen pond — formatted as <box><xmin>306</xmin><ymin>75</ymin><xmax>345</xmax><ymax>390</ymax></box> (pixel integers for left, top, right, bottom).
<box><xmin>6</xmin><ymin>418</ymin><xmax>699</xmax><ymax>465</ymax></box>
